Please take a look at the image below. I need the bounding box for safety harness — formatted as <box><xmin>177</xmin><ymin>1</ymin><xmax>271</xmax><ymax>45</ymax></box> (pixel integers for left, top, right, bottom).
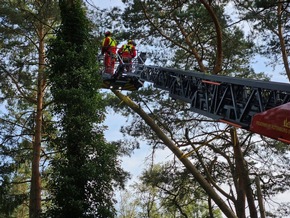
<box><xmin>122</xmin><ymin>44</ymin><xmax>133</xmax><ymax>53</ymax></box>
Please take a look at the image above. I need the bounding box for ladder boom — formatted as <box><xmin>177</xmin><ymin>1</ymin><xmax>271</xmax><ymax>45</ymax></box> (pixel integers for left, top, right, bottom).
<box><xmin>139</xmin><ymin>66</ymin><xmax>290</xmax><ymax>143</ymax></box>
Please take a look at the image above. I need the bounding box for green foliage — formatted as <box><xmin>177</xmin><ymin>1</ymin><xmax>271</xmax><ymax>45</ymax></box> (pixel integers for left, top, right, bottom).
<box><xmin>46</xmin><ymin>1</ymin><xmax>129</xmax><ymax>217</ymax></box>
<box><xmin>141</xmin><ymin>163</ymin><xmax>222</xmax><ymax>217</ymax></box>
<box><xmin>255</xmin><ymin>0</ymin><xmax>277</xmax><ymax>8</ymax></box>
<box><xmin>0</xmin><ymin>138</ymin><xmax>31</xmax><ymax>217</ymax></box>
<box><xmin>234</xmin><ymin>0</ymin><xmax>290</xmax><ymax>79</ymax></box>
<box><xmin>0</xmin><ymin>0</ymin><xmax>60</xmax><ymax>216</ymax></box>
<box><xmin>99</xmin><ymin>1</ymin><xmax>290</xmax><ymax>216</ymax></box>
<box><xmin>1</xmin><ymin>0</ymin><xmax>289</xmax><ymax>217</ymax></box>
<box><xmin>118</xmin><ymin>162</ymin><xmax>222</xmax><ymax>217</ymax></box>
<box><xmin>121</xmin><ymin>0</ymin><xmax>257</xmax><ymax>76</ymax></box>
<box><xmin>0</xmin><ymin>176</ymin><xmax>28</xmax><ymax>217</ymax></box>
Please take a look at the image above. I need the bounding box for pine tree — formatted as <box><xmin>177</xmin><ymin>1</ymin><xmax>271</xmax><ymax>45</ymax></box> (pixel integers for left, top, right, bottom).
<box><xmin>0</xmin><ymin>1</ymin><xmax>59</xmax><ymax>217</ymax></box>
<box><xmin>233</xmin><ymin>0</ymin><xmax>290</xmax><ymax>81</ymax></box>
<box><xmin>109</xmin><ymin>1</ymin><xmax>290</xmax><ymax>217</ymax></box>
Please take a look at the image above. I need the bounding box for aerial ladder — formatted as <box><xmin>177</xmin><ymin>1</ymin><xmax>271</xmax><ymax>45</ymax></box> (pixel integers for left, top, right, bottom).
<box><xmin>101</xmin><ymin>53</ymin><xmax>290</xmax><ymax>144</ymax></box>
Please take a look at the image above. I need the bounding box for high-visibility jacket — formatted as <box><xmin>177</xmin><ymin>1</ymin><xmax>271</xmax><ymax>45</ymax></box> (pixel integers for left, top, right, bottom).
<box><xmin>102</xmin><ymin>36</ymin><xmax>117</xmax><ymax>54</ymax></box>
<box><xmin>118</xmin><ymin>43</ymin><xmax>136</xmax><ymax>58</ymax></box>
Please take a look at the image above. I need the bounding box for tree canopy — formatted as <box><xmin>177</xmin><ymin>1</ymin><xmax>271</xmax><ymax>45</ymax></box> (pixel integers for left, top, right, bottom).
<box><xmin>108</xmin><ymin>0</ymin><xmax>290</xmax><ymax>217</ymax></box>
<box><xmin>0</xmin><ymin>0</ymin><xmax>289</xmax><ymax>217</ymax></box>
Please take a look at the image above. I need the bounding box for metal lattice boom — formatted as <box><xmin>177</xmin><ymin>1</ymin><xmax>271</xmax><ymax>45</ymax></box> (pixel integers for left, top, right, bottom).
<box><xmin>139</xmin><ymin>66</ymin><xmax>290</xmax><ymax>130</ymax></box>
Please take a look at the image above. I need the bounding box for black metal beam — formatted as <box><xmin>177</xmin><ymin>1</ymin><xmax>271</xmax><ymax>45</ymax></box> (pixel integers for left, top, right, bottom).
<box><xmin>139</xmin><ymin>66</ymin><xmax>290</xmax><ymax>129</ymax></box>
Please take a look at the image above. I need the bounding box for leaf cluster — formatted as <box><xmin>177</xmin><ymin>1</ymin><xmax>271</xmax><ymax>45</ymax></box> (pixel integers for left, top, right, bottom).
<box><xmin>46</xmin><ymin>1</ymin><xmax>130</xmax><ymax>217</ymax></box>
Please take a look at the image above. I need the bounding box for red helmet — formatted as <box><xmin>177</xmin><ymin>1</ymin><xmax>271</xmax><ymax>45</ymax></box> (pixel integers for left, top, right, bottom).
<box><xmin>105</xmin><ymin>31</ymin><xmax>111</xmax><ymax>36</ymax></box>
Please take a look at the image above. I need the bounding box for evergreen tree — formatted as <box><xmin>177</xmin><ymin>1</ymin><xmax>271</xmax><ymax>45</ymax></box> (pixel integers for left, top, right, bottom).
<box><xmin>0</xmin><ymin>1</ymin><xmax>59</xmax><ymax>217</ymax></box>
<box><xmin>118</xmin><ymin>162</ymin><xmax>222</xmax><ymax>218</ymax></box>
<box><xmin>121</xmin><ymin>0</ymin><xmax>257</xmax><ymax>76</ymax></box>
<box><xmin>232</xmin><ymin>0</ymin><xmax>290</xmax><ymax>81</ymax></box>
<box><xmin>108</xmin><ymin>1</ymin><xmax>290</xmax><ymax>217</ymax></box>
<box><xmin>46</xmin><ymin>0</ymin><xmax>129</xmax><ymax>217</ymax></box>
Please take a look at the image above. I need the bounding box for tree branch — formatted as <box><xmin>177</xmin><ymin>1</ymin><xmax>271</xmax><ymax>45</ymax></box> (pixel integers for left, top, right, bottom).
<box><xmin>112</xmin><ymin>89</ymin><xmax>237</xmax><ymax>218</ymax></box>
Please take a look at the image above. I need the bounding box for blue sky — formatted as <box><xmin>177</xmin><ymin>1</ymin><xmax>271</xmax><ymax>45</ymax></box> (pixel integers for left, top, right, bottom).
<box><xmin>104</xmin><ymin>109</ymin><xmax>173</xmax><ymax>182</ymax></box>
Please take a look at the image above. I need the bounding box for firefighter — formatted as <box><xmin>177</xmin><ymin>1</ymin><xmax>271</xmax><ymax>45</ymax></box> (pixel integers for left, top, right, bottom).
<box><xmin>117</xmin><ymin>40</ymin><xmax>137</xmax><ymax>72</ymax></box>
<box><xmin>101</xmin><ymin>31</ymin><xmax>117</xmax><ymax>75</ymax></box>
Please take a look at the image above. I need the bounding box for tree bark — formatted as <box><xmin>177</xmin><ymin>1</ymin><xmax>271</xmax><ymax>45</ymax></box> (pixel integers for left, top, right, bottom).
<box><xmin>199</xmin><ymin>0</ymin><xmax>223</xmax><ymax>74</ymax></box>
<box><xmin>255</xmin><ymin>176</ymin><xmax>266</xmax><ymax>218</ymax></box>
<box><xmin>230</xmin><ymin>128</ymin><xmax>257</xmax><ymax>218</ymax></box>
<box><xmin>231</xmin><ymin>128</ymin><xmax>246</xmax><ymax>218</ymax></box>
<box><xmin>112</xmin><ymin>90</ymin><xmax>237</xmax><ymax>218</ymax></box>
<box><xmin>29</xmin><ymin>22</ymin><xmax>45</xmax><ymax>218</ymax></box>
<box><xmin>277</xmin><ymin>1</ymin><xmax>290</xmax><ymax>81</ymax></box>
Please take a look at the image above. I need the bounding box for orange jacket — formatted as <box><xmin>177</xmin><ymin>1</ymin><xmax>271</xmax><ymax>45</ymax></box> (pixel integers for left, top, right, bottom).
<box><xmin>118</xmin><ymin>43</ymin><xmax>136</xmax><ymax>58</ymax></box>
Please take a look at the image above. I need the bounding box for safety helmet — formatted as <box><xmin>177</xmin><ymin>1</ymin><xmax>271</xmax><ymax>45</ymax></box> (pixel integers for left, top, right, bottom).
<box><xmin>128</xmin><ymin>39</ymin><xmax>134</xmax><ymax>45</ymax></box>
<box><xmin>105</xmin><ymin>31</ymin><xmax>111</xmax><ymax>36</ymax></box>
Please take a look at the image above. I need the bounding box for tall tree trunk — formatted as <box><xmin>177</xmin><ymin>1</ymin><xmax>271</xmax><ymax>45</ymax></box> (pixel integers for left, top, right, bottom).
<box><xmin>112</xmin><ymin>90</ymin><xmax>237</xmax><ymax>218</ymax></box>
<box><xmin>255</xmin><ymin>176</ymin><xmax>266</xmax><ymax>218</ymax></box>
<box><xmin>199</xmin><ymin>0</ymin><xmax>223</xmax><ymax>74</ymax></box>
<box><xmin>231</xmin><ymin>128</ymin><xmax>246</xmax><ymax>218</ymax></box>
<box><xmin>277</xmin><ymin>1</ymin><xmax>290</xmax><ymax>81</ymax></box>
<box><xmin>29</xmin><ymin>22</ymin><xmax>45</xmax><ymax>218</ymax></box>
<box><xmin>230</xmin><ymin>128</ymin><xmax>257</xmax><ymax>218</ymax></box>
